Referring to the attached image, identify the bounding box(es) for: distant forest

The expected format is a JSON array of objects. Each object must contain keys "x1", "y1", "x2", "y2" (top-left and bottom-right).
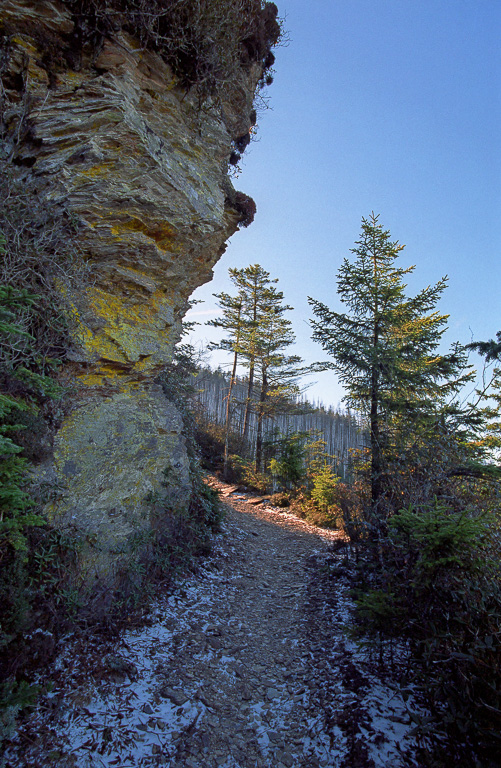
[{"x1": 193, "y1": 366, "x2": 363, "y2": 477}]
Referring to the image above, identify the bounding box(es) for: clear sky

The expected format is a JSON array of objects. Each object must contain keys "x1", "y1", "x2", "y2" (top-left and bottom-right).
[{"x1": 188, "y1": 0, "x2": 501, "y2": 409}]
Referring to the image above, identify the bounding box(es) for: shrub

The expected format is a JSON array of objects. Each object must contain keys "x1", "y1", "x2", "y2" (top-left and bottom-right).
[
  {"x1": 0, "y1": 284, "x2": 46, "y2": 658},
  {"x1": 0, "y1": 679, "x2": 40, "y2": 743},
  {"x1": 353, "y1": 500, "x2": 501, "y2": 764},
  {"x1": 233, "y1": 191, "x2": 257, "y2": 228},
  {"x1": 229, "y1": 454, "x2": 269, "y2": 493},
  {"x1": 285, "y1": 465, "x2": 364, "y2": 532},
  {"x1": 268, "y1": 431, "x2": 308, "y2": 490},
  {"x1": 288, "y1": 491, "x2": 340, "y2": 530},
  {"x1": 0, "y1": 280, "x2": 81, "y2": 743},
  {"x1": 269, "y1": 491, "x2": 290, "y2": 507},
  {"x1": 194, "y1": 418, "x2": 246, "y2": 474},
  {"x1": 288, "y1": 491, "x2": 309, "y2": 520},
  {"x1": 0, "y1": 166, "x2": 81, "y2": 373},
  {"x1": 111, "y1": 469, "x2": 222, "y2": 619},
  {"x1": 0, "y1": 392, "x2": 45, "y2": 637},
  {"x1": 310, "y1": 463, "x2": 339, "y2": 512},
  {"x1": 9, "y1": 1, "x2": 282, "y2": 107},
  {"x1": 334, "y1": 480, "x2": 368, "y2": 542}
]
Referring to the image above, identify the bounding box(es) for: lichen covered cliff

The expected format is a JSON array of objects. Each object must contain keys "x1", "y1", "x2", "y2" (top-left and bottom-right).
[{"x1": 0, "y1": 0, "x2": 277, "y2": 579}]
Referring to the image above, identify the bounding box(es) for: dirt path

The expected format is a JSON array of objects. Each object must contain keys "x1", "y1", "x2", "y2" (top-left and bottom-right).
[{"x1": 3, "y1": 481, "x2": 426, "y2": 768}]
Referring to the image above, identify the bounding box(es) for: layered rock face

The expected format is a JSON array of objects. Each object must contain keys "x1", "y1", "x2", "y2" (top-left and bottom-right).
[{"x1": 1, "y1": 1, "x2": 258, "y2": 577}]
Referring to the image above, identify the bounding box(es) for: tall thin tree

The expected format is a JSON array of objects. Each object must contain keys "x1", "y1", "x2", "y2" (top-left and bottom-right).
[
  {"x1": 208, "y1": 288, "x2": 246, "y2": 478},
  {"x1": 309, "y1": 213, "x2": 470, "y2": 515}
]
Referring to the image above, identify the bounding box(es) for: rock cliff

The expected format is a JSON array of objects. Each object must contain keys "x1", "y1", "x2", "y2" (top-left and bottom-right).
[{"x1": 0, "y1": 0, "x2": 269, "y2": 579}]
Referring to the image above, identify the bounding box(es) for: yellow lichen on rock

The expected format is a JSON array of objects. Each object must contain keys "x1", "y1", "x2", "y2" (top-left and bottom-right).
[
  {"x1": 2, "y1": 0, "x2": 262, "y2": 581},
  {"x1": 45, "y1": 386, "x2": 191, "y2": 576}
]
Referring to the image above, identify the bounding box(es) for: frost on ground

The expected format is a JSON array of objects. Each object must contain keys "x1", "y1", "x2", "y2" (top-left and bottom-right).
[{"x1": 3, "y1": 481, "x2": 431, "y2": 768}]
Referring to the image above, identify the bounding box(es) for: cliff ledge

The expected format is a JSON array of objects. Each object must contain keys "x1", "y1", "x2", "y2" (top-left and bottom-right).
[{"x1": 1, "y1": 0, "x2": 270, "y2": 580}]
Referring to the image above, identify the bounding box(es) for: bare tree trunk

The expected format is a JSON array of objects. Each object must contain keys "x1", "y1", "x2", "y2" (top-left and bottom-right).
[
  {"x1": 223, "y1": 340, "x2": 239, "y2": 479},
  {"x1": 370, "y1": 238, "x2": 383, "y2": 520},
  {"x1": 255, "y1": 371, "x2": 267, "y2": 473},
  {"x1": 242, "y1": 362, "x2": 254, "y2": 444}
]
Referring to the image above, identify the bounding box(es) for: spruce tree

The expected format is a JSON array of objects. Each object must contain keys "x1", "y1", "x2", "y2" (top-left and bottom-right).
[
  {"x1": 208, "y1": 288, "x2": 246, "y2": 478},
  {"x1": 466, "y1": 332, "x2": 501, "y2": 456},
  {"x1": 309, "y1": 213, "x2": 470, "y2": 515},
  {"x1": 467, "y1": 330, "x2": 501, "y2": 363},
  {"x1": 207, "y1": 264, "x2": 305, "y2": 472},
  {"x1": 232, "y1": 265, "x2": 284, "y2": 443},
  {"x1": 251, "y1": 294, "x2": 304, "y2": 472}
]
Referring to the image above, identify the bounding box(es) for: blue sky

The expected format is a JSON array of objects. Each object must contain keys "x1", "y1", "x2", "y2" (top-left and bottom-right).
[{"x1": 188, "y1": 0, "x2": 501, "y2": 408}]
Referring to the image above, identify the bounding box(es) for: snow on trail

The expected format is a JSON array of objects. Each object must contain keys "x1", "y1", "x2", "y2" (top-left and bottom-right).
[{"x1": 3, "y1": 481, "x2": 429, "y2": 768}]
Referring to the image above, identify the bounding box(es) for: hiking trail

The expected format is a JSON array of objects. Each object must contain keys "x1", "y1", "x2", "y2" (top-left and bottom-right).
[{"x1": 4, "y1": 479, "x2": 427, "y2": 768}]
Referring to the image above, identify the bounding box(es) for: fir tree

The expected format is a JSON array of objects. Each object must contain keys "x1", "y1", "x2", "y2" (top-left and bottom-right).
[
  {"x1": 465, "y1": 332, "x2": 501, "y2": 457},
  {"x1": 251, "y1": 294, "x2": 305, "y2": 472},
  {"x1": 467, "y1": 330, "x2": 501, "y2": 363},
  {"x1": 208, "y1": 288, "x2": 246, "y2": 478},
  {"x1": 309, "y1": 213, "x2": 471, "y2": 515},
  {"x1": 206, "y1": 264, "x2": 306, "y2": 471},
  {"x1": 233, "y1": 265, "x2": 286, "y2": 443}
]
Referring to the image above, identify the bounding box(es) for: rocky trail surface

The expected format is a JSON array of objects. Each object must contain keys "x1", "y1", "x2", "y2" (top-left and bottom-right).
[{"x1": 3, "y1": 480, "x2": 428, "y2": 768}]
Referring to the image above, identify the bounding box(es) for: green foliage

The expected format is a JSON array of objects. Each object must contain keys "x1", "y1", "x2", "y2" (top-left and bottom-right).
[
  {"x1": 0, "y1": 166, "x2": 81, "y2": 373},
  {"x1": 229, "y1": 454, "x2": 270, "y2": 493},
  {"x1": 208, "y1": 264, "x2": 308, "y2": 474},
  {"x1": 309, "y1": 213, "x2": 475, "y2": 519},
  {"x1": 353, "y1": 500, "x2": 501, "y2": 764},
  {"x1": 473, "y1": 367, "x2": 501, "y2": 454},
  {"x1": 269, "y1": 431, "x2": 308, "y2": 489},
  {"x1": 0, "y1": 679, "x2": 40, "y2": 742},
  {"x1": 116, "y1": 473, "x2": 222, "y2": 615},
  {"x1": 0, "y1": 284, "x2": 46, "y2": 565},
  {"x1": 158, "y1": 326, "x2": 204, "y2": 460},
  {"x1": 0, "y1": 233, "x2": 80, "y2": 734},
  {"x1": 287, "y1": 463, "x2": 343, "y2": 530},
  {"x1": 314, "y1": 218, "x2": 501, "y2": 760},
  {"x1": 467, "y1": 330, "x2": 501, "y2": 363},
  {"x1": 0, "y1": 283, "x2": 35, "y2": 339},
  {"x1": 195, "y1": 419, "x2": 231, "y2": 471},
  {"x1": 208, "y1": 283, "x2": 248, "y2": 478},
  {"x1": 0, "y1": 396, "x2": 44, "y2": 555},
  {"x1": 388, "y1": 503, "x2": 484, "y2": 585},
  {"x1": 310, "y1": 462, "x2": 340, "y2": 513},
  {"x1": 190, "y1": 471, "x2": 223, "y2": 535},
  {"x1": 265, "y1": 431, "x2": 349, "y2": 529},
  {"x1": 12, "y1": 366, "x2": 67, "y2": 401},
  {"x1": 26, "y1": 527, "x2": 83, "y2": 617},
  {"x1": 303, "y1": 435, "x2": 330, "y2": 484},
  {"x1": 355, "y1": 589, "x2": 403, "y2": 632},
  {"x1": 142, "y1": 338, "x2": 226, "y2": 589}
]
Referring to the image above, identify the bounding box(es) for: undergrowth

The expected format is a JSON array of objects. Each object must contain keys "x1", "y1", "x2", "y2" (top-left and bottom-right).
[
  {"x1": 351, "y1": 499, "x2": 501, "y2": 767},
  {"x1": 0, "y1": 266, "x2": 83, "y2": 741}
]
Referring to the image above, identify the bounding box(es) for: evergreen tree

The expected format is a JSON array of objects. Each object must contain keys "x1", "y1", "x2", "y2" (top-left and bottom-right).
[
  {"x1": 206, "y1": 264, "x2": 306, "y2": 471},
  {"x1": 466, "y1": 332, "x2": 501, "y2": 456},
  {"x1": 467, "y1": 330, "x2": 501, "y2": 363},
  {"x1": 309, "y1": 213, "x2": 471, "y2": 515},
  {"x1": 209, "y1": 266, "x2": 281, "y2": 446},
  {"x1": 233, "y1": 265, "x2": 286, "y2": 443},
  {"x1": 207, "y1": 288, "x2": 246, "y2": 478},
  {"x1": 251, "y1": 294, "x2": 305, "y2": 472}
]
